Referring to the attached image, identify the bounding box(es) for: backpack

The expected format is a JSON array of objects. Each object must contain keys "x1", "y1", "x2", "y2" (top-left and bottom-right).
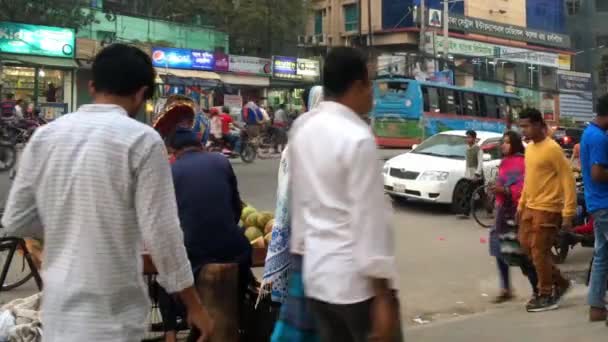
[{"x1": 242, "y1": 105, "x2": 263, "y2": 125}]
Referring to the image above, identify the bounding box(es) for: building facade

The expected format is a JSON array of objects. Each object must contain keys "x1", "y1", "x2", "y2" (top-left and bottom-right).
[
  {"x1": 303, "y1": 0, "x2": 587, "y2": 122},
  {"x1": 567, "y1": 0, "x2": 608, "y2": 101}
]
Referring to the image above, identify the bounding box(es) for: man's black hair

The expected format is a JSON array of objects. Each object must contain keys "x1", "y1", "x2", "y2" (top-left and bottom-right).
[
  {"x1": 597, "y1": 94, "x2": 608, "y2": 117},
  {"x1": 92, "y1": 44, "x2": 155, "y2": 99},
  {"x1": 465, "y1": 130, "x2": 477, "y2": 138},
  {"x1": 519, "y1": 107, "x2": 544, "y2": 125},
  {"x1": 323, "y1": 47, "x2": 368, "y2": 98},
  {"x1": 222, "y1": 106, "x2": 230, "y2": 114},
  {"x1": 167, "y1": 128, "x2": 200, "y2": 150}
]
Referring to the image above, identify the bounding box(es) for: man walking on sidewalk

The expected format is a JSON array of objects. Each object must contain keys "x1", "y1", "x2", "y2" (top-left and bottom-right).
[
  {"x1": 2, "y1": 44, "x2": 213, "y2": 341},
  {"x1": 581, "y1": 94, "x2": 608, "y2": 322},
  {"x1": 517, "y1": 108, "x2": 576, "y2": 313},
  {"x1": 290, "y1": 47, "x2": 401, "y2": 341}
]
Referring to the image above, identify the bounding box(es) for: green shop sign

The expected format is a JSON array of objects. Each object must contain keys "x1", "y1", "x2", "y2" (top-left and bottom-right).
[{"x1": 0, "y1": 22, "x2": 75, "y2": 58}]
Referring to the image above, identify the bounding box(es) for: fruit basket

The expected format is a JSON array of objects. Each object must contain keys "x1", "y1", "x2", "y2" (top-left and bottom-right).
[{"x1": 240, "y1": 204, "x2": 275, "y2": 268}]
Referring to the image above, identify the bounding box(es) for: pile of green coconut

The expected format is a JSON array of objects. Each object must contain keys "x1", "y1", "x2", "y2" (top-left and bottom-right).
[{"x1": 239, "y1": 204, "x2": 275, "y2": 248}]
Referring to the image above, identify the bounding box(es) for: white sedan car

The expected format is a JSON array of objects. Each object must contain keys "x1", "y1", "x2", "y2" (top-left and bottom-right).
[{"x1": 383, "y1": 130, "x2": 503, "y2": 213}]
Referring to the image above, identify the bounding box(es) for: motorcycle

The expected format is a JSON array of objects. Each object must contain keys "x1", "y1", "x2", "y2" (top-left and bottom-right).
[
  {"x1": 207, "y1": 129, "x2": 257, "y2": 163},
  {"x1": 553, "y1": 175, "x2": 593, "y2": 264}
]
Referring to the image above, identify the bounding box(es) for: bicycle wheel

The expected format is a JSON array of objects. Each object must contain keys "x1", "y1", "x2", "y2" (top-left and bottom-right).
[
  {"x1": 0, "y1": 240, "x2": 34, "y2": 291},
  {"x1": 471, "y1": 185, "x2": 495, "y2": 228}
]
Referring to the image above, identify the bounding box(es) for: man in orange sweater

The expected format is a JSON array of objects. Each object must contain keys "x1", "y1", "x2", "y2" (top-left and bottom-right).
[{"x1": 518, "y1": 108, "x2": 576, "y2": 313}]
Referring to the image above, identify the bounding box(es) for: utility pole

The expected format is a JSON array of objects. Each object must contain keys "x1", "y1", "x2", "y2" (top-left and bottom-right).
[
  {"x1": 367, "y1": 0, "x2": 373, "y2": 50},
  {"x1": 418, "y1": 0, "x2": 426, "y2": 53},
  {"x1": 443, "y1": 0, "x2": 449, "y2": 59},
  {"x1": 358, "y1": 0, "x2": 362, "y2": 47}
]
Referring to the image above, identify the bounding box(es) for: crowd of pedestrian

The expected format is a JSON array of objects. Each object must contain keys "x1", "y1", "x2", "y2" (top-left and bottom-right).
[{"x1": 5, "y1": 39, "x2": 608, "y2": 342}]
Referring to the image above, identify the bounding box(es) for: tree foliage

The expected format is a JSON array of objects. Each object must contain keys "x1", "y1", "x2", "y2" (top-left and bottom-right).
[
  {"x1": 0, "y1": 0, "x2": 96, "y2": 29},
  {"x1": 128, "y1": 0, "x2": 309, "y2": 57}
]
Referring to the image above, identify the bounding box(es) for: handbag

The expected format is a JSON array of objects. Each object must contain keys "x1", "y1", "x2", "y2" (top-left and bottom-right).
[{"x1": 497, "y1": 195, "x2": 527, "y2": 266}]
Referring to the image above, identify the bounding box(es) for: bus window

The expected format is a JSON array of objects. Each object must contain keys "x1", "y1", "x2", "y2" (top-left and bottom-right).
[
  {"x1": 454, "y1": 91, "x2": 464, "y2": 115},
  {"x1": 497, "y1": 97, "x2": 508, "y2": 118},
  {"x1": 463, "y1": 92, "x2": 478, "y2": 117},
  {"x1": 482, "y1": 95, "x2": 499, "y2": 118},
  {"x1": 440, "y1": 89, "x2": 457, "y2": 114},
  {"x1": 377, "y1": 81, "x2": 409, "y2": 96},
  {"x1": 422, "y1": 86, "x2": 440, "y2": 112}
]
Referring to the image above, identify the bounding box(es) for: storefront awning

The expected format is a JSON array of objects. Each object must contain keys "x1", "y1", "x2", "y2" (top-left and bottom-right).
[
  {"x1": 0, "y1": 53, "x2": 78, "y2": 69},
  {"x1": 220, "y1": 73, "x2": 270, "y2": 87},
  {"x1": 155, "y1": 68, "x2": 221, "y2": 80},
  {"x1": 159, "y1": 75, "x2": 218, "y2": 89}
]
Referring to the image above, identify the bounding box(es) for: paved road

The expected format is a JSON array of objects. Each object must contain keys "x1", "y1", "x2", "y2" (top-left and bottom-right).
[
  {"x1": 231, "y1": 154, "x2": 593, "y2": 327},
  {"x1": 0, "y1": 150, "x2": 595, "y2": 335}
]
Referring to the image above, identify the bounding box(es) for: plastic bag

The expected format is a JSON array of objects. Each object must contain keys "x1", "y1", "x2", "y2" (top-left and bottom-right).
[{"x1": 0, "y1": 310, "x2": 16, "y2": 342}]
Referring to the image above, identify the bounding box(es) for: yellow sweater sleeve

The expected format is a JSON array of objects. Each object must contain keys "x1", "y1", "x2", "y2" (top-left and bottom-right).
[{"x1": 552, "y1": 146, "x2": 577, "y2": 218}]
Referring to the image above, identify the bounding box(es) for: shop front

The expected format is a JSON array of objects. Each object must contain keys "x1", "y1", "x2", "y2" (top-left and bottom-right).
[
  {"x1": 219, "y1": 55, "x2": 272, "y2": 107},
  {"x1": 269, "y1": 56, "x2": 320, "y2": 112},
  {"x1": 151, "y1": 47, "x2": 221, "y2": 117},
  {"x1": 0, "y1": 22, "x2": 77, "y2": 119}
]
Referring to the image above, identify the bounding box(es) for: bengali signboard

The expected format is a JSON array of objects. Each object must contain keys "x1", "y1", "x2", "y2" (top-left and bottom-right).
[
  {"x1": 228, "y1": 55, "x2": 271, "y2": 75},
  {"x1": 447, "y1": 15, "x2": 570, "y2": 49},
  {"x1": 152, "y1": 47, "x2": 214, "y2": 70},
  {"x1": 557, "y1": 70, "x2": 592, "y2": 93},
  {"x1": 273, "y1": 56, "x2": 300, "y2": 80},
  {"x1": 496, "y1": 46, "x2": 559, "y2": 68},
  {"x1": 297, "y1": 58, "x2": 320, "y2": 78},
  {"x1": 558, "y1": 70, "x2": 593, "y2": 120},
  {"x1": 0, "y1": 22, "x2": 75, "y2": 58},
  {"x1": 434, "y1": 36, "x2": 559, "y2": 68}
]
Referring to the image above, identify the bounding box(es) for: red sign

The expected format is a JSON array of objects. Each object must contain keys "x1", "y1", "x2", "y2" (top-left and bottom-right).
[{"x1": 214, "y1": 52, "x2": 229, "y2": 72}]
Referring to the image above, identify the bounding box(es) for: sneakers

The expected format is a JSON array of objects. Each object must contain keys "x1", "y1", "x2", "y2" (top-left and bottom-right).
[
  {"x1": 526, "y1": 295, "x2": 559, "y2": 312},
  {"x1": 554, "y1": 280, "x2": 572, "y2": 304}
]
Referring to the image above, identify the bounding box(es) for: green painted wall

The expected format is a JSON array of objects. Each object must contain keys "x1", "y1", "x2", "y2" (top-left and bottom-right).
[{"x1": 77, "y1": 9, "x2": 229, "y2": 52}]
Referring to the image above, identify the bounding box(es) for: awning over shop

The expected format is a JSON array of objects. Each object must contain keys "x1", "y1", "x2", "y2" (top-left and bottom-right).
[
  {"x1": 155, "y1": 67, "x2": 221, "y2": 89},
  {"x1": 155, "y1": 68, "x2": 221, "y2": 80},
  {"x1": 0, "y1": 53, "x2": 78, "y2": 69},
  {"x1": 220, "y1": 73, "x2": 269, "y2": 87},
  {"x1": 269, "y1": 79, "x2": 313, "y2": 89}
]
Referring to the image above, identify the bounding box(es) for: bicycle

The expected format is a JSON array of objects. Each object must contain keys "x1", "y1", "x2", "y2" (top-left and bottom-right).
[
  {"x1": 471, "y1": 166, "x2": 499, "y2": 229},
  {"x1": 0, "y1": 236, "x2": 43, "y2": 291}
]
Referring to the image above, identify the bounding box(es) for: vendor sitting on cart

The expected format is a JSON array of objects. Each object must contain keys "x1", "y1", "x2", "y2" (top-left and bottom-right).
[{"x1": 155, "y1": 127, "x2": 252, "y2": 342}]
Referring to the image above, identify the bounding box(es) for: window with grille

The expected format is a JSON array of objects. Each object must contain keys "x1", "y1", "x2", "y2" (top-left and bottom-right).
[
  {"x1": 566, "y1": 0, "x2": 582, "y2": 15},
  {"x1": 597, "y1": 0, "x2": 608, "y2": 12},
  {"x1": 344, "y1": 4, "x2": 359, "y2": 32}
]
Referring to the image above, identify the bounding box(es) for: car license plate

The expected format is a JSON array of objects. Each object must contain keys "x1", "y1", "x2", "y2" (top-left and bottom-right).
[{"x1": 393, "y1": 183, "x2": 406, "y2": 193}]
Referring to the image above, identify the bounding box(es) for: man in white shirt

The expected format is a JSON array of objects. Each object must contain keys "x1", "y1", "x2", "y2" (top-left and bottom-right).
[
  {"x1": 290, "y1": 47, "x2": 401, "y2": 341},
  {"x1": 2, "y1": 44, "x2": 213, "y2": 342}
]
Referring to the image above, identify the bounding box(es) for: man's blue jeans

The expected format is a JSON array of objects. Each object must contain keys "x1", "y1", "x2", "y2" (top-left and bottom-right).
[
  {"x1": 223, "y1": 133, "x2": 241, "y2": 153},
  {"x1": 588, "y1": 209, "x2": 608, "y2": 308}
]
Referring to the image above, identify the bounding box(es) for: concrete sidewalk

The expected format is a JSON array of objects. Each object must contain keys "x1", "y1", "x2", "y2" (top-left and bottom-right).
[{"x1": 406, "y1": 293, "x2": 605, "y2": 342}]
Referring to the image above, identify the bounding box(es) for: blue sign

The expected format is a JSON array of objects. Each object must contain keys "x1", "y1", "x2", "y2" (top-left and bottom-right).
[
  {"x1": 273, "y1": 56, "x2": 300, "y2": 80},
  {"x1": 191, "y1": 50, "x2": 215, "y2": 70},
  {"x1": 152, "y1": 47, "x2": 215, "y2": 71}
]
